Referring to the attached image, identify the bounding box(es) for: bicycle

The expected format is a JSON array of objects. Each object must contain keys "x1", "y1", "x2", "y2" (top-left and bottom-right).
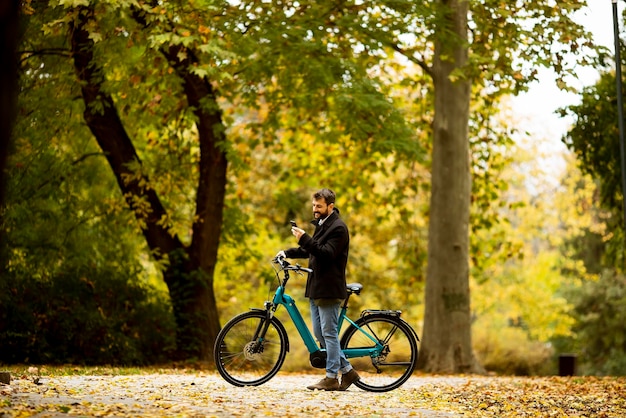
[{"x1": 213, "y1": 255, "x2": 420, "y2": 392}]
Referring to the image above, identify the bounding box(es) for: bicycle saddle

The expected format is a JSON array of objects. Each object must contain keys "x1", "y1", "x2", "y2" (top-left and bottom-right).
[{"x1": 346, "y1": 283, "x2": 363, "y2": 295}]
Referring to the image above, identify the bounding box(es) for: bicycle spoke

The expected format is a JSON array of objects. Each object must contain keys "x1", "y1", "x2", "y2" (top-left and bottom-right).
[{"x1": 365, "y1": 321, "x2": 399, "y2": 346}]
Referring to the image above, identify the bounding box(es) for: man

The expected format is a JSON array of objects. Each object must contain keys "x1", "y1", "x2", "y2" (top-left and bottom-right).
[{"x1": 276, "y1": 188, "x2": 360, "y2": 391}]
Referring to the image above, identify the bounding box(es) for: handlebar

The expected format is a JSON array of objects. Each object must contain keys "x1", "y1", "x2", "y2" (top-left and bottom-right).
[{"x1": 272, "y1": 255, "x2": 313, "y2": 274}]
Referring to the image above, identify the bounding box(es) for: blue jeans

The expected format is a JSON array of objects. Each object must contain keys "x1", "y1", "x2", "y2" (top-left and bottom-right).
[{"x1": 309, "y1": 298, "x2": 353, "y2": 378}]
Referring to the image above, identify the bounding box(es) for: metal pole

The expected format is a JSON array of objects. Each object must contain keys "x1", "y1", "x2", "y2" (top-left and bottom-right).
[{"x1": 614, "y1": 0, "x2": 626, "y2": 235}]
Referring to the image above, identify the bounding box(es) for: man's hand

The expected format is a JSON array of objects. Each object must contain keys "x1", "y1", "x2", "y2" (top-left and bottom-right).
[
  {"x1": 275, "y1": 250, "x2": 286, "y2": 259},
  {"x1": 292, "y1": 226, "x2": 305, "y2": 240}
]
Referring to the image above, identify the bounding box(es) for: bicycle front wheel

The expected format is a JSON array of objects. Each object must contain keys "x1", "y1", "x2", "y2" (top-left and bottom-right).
[
  {"x1": 214, "y1": 310, "x2": 288, "y2": 387},
  {"x1": 340, "y1": 314, "x2": 418, "y2": 392}
]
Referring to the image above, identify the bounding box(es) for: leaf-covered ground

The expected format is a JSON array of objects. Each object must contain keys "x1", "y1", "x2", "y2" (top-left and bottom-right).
[{"x1": 1, "y1": 368, "x2": 624, "y2": 417}]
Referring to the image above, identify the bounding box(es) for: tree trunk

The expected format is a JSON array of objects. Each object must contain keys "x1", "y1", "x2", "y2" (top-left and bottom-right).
[
  {"x1": 0, "y1": 0, "x2": 20, "y2": 216},
  {"x1": 418, "y1": 0, "x2": 480, "y2": 373},
  {"x1": 70, "y1": 5, "x2": 225, "y2": 361}
]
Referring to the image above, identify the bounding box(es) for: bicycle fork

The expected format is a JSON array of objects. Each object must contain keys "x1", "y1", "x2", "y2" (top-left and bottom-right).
[{"x1": 249, "y1": 303, "x2": 276, "y2": 353}]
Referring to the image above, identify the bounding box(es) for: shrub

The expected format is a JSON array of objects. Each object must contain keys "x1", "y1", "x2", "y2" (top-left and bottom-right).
[
  {"x1": 473, "y1": 321, "x2": 554, "y2": 375},
  {"x1": 0, "y1": 267, "x2": 176, "y2": 365},
  {"x1": 565, "y1": 271, "x2": 626, "y2": 376}
]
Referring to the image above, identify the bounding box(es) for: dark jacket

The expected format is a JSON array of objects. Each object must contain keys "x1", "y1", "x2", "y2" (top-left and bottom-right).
[{"x1": 284, "y1": 209, "x2": 349, "y2": 300}]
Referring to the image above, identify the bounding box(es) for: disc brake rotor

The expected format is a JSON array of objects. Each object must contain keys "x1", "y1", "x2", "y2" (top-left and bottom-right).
[{"x1": 243, "y1": 341, "x2": 263, "y2": 361}]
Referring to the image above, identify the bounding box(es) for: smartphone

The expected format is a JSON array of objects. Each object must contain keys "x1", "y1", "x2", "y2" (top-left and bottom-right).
[{"x1": 290, "y1": 220, "x2": 297, "y2": 228}]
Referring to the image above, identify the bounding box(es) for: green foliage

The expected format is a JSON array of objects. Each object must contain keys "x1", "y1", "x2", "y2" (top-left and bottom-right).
[
  {"x1": 0, "y1": 267, "x2": 175, "y2": 365},
  {"x1": 561, "y1": 271, "x2": 626, "y2": 376},
  {"x1": 560, "y1": 71, "x2": 623, "y2": 217},
  {"x1": 468, "y1": 0, "x2": 596, "y2": 97},
  {"x1": 559, "y1": 68, "x2": 626, "y2": 268}
]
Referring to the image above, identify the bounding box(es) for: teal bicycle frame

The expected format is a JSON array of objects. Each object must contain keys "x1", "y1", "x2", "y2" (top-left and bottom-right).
[{"x1": 270, "y1": 279, "x2": 384, "y2": 361}]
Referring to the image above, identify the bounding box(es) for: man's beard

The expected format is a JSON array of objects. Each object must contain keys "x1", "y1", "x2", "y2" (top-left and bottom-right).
[{"x1": 314, "y1": 209, "x2": 330, "y2": 218}]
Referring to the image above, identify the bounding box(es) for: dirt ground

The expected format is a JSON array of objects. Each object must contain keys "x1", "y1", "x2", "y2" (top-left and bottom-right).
[{"x1": 1, "y1": 372, "x2": 463, "y2": 417}]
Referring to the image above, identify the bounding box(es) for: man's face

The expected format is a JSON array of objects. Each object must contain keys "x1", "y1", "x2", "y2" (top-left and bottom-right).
[{"x1": 312, "y1": 198, "x2": 333, "y2": 219}]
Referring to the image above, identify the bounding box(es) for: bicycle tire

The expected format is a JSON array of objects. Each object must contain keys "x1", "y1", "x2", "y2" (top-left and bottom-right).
[
  {"x1": 214, "y1": 310, "x2": 288, "y2": 387},
  {"x1": 340, "y1": 314, "x2": 418, "y2": 392}
]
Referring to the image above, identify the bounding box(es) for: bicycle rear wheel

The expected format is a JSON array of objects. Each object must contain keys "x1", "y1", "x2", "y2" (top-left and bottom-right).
[
  {"x1": 214, "y1": 310, "x2": 288, "y2": 387},
  {"x1": 340, "y1": 314, "x2": 418, "y2": 392}
]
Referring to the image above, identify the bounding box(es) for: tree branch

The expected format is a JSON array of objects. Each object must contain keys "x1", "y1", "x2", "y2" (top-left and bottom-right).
[
  {"x1": 69, "y1": 4, "x2": 184, "y2": 261},
  {"x1": 71, "y1": 152, "x2": 106, "y2": 166},
  {"x1": 19, "y1": 48, "x2": 71, "y2": 64}
]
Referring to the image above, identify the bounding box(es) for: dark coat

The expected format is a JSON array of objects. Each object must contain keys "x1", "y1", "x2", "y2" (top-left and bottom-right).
[{"x1": 284, "y1": 209, "x2": 349, "y2": 300}]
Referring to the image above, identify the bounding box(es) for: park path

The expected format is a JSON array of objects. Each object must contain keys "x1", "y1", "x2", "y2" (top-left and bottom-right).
[{"x1": 2, "y1": 372, "x2": 466, "y2": 417}]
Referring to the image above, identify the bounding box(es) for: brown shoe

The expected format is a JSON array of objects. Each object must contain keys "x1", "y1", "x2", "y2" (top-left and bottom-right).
[
  {"x1": 306, "y1": 377, "x2": 339, "y2": 391},
  {"x1": 339, "y1": 369, "x2": 360, "y2": 391}
]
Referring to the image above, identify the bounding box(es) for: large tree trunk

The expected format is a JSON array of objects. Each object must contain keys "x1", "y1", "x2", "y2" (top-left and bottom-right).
[
  {"x1": 0, "y1": 0, "x2": 20, "y2": 215},
  {"x1": 70, "y1": 5, "x2": 224, "y2": 361},
  {"x1": 418, "y1": 0, "x2": 480, "y2": 373}
]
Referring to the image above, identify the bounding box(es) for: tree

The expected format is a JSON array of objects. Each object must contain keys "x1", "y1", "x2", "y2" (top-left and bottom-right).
[
  {"x1": 412, "y1": 0, "x2": 594, "y2": 373},
  {"x1": 560, "y1": 64, "x2": 625, "y2": 266},
  {"x1": 66, "y1": 3, "x2": 226, "y2": 360},
  {"x1": 418, "y1": 0, "x2": 474, "y2": 373},
  {"x1": 0, "y1": 0, "x2": 20, "y2": 223}
]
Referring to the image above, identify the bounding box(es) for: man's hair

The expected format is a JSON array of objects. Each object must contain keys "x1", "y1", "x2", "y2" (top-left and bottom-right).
[{"x1": 314, "y1": 188, "x2": 336, "y2": 205}]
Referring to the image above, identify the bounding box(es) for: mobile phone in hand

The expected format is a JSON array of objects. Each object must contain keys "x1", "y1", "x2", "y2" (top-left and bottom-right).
[{"x1": 290, "y1": 220, "x2": 297, "y2": 228}]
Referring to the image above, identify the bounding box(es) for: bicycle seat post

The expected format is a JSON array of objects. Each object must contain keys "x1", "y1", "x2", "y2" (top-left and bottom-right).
[
  {"x1": 343, "y1": 283, "x2": 362, "y2": 310},
  {"x1": 341, "y1": 293, "x2": 351, "y2": 310}
]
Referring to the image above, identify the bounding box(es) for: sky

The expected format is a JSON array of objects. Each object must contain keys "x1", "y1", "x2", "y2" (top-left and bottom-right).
[{"x1": 510, "y1": 2, "x2": 618, "y2": 160}]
